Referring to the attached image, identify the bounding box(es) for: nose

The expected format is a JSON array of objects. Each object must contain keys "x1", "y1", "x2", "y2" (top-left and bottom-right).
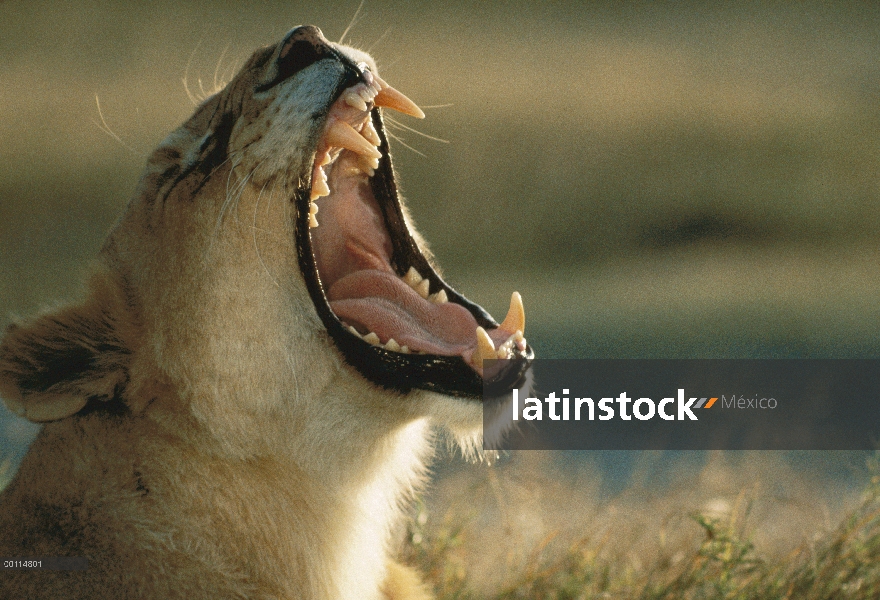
[{"x1": 275, "y1": 26, "x2": 334, "y2": 82}]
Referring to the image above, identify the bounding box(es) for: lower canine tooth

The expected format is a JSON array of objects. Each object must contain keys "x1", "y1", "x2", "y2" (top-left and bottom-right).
[
  {"x1": 500, "y1": 291, "x2": 526, "y2": 335},
  {"x1": 363, "y1": 332, "x2": 380, "y2": 345},
  {"x1": 475, "y1": 326, "x2": 496, "y2": 366},
  {"x1": 403, "y1": 267, "x2": 422, "y2": 288}
]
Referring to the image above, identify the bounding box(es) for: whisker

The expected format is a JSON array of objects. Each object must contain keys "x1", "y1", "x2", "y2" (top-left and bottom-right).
[
  {"x1": 215, "y1": 155, "x2": 243, "y2": 234},
  {"x1": 253, "y1": 176, "x2": 280, "y2": 288},
  {"x1": 366, "y1": 26, "x2": 392, "y2": 54},
  {"x1": 212, "y1": 43, "x2": 231, "y2": 93},
  {"x1": 384, "y1": 116, "x2": 449, "y2": 143},
  {"x1": 182, "y1": 36, "x2": 205, "y2": 106},
  {"x1": 197, "y1": 77, "x2": 209, "y2": 101},
  {"x1": 419, "y1": 104, "x2": 455, "y2": 109},
  {"x1": 338, "y1": 0, "x2": 365, "y2": 45},
  {"x1": 384, "y1": 131, "x2": 426, "y2": 157},
  {"x1": 220, "y1": 57, "x2": 242, "y2": 89},
  {"x1": 92, "y1": 95, "x2": 139, "y2": 155}
]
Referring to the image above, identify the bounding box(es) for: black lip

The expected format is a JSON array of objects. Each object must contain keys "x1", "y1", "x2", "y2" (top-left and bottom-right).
[{"x1": 295, "y1": 101, "x2": 533, "y2": 399}]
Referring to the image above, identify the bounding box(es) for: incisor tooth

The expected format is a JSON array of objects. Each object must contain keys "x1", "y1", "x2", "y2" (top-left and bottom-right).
[
  {"x1": 359, "y1": 154, "x2": 380, "y2": 173},
  {"x1": 363, "y1": 332, "x2": 380, "y2": 345},
  {"x1": 475, "y1": 326, "x2": 496, "y2": 366},
  {"x1": 400, "y1": 345, "x2": 410, "y2": 354},
  {"x1": 403, "y1": 267, "x2": 422, "y2": 288},
  {"x1": 373, "y1": 85, "x2": 425, "y2": 119},
  {"x1": 428, "y1": 290, "x2": 448, "y2": 304},
  {"x1": 385, "y1": 339, "x2": 400, "y2": 352},
  {"x1": 326, "y1": 119, "x2": 382, "y2": 160},
  {"x1": 310, "y1": 174, "x2": 330, "y2": 200},
  {"x1": 499, "y1": 291, "x2": 525, "y2": 335},
  {"x1": 344, "y1": 91, "x2": 368, "y2": 111},
  {"x1": 309, "y1": 213, "x2": 319, "y2": 228},
  {"x1": 348, "y1": 325, "x2": 361, "y2": 338},
  {"x1": 415, "y1": 279, "x2": 430, "y2": 299}
]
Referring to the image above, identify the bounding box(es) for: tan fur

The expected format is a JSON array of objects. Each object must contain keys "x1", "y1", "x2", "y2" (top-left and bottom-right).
[{"x1": 0, "y1": 34, "x2": 485, "y2": 599}]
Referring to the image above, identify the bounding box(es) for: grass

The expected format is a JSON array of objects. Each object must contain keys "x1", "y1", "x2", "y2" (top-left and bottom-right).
[{"x1": 403, "y1": 454, "x2": 880, "y2": 599}]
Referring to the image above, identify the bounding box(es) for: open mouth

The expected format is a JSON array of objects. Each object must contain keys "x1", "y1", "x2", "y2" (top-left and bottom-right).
[{"x1": 295, "y1": 58, "x2": 533, "y2": 399}]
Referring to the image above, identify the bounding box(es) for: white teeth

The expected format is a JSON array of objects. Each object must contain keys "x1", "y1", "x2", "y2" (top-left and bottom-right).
[
  {"x1": 358, "y1": 86, "x2": 377, "y2": 102},
  {"x1": 499, "y1": 291, "x2": 525, "y2": 335},
  {"x1": 474, "y1": 326, "x2": 496, "y2": 366},
  {"x1": 415, "y1": 279, "x2": 430, "y2": 299},
  {"x1": 344, "y1": 90, "x2": 368, "y2": 111},
  {"x1": 402, "y1": 267, "x2": 443, "y2": 301},
  {"x1": 310, "y1": 173, "x2": 330, "y2": 201},
  {"x1": 349, "y1": 328, "x2": 411, "y2": 354},
  {"x1": 428, "y1": 290, "x2": 448, "y2": 304},
  {"x1": 494, "y1": 330, "x2": 525, "y2": 359},
  {"x1": 326, "y1": 118, "x2": 382, "y2": 160},
  {"x1": 362, "y1": 121, "x2": 381, "y2": 146},
  {"x1": 358, "y1": 154, "x2": 379, "y2": 175},
  {"x1": 308, "y1": 201, "x2": 319, "y2": 228},
  {"x1": 403, "y1": 267, "x2": 423, "y2": 288}
]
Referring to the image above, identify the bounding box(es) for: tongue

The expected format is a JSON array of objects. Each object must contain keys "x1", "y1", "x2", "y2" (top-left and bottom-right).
[{"x1": 327, "y1": 271, "x2": 479, "y2": 355}]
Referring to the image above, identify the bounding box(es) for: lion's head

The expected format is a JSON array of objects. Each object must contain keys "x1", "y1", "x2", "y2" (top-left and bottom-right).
[{"x1": 0, "y1": 26, "x2": 532, "y2": 447}]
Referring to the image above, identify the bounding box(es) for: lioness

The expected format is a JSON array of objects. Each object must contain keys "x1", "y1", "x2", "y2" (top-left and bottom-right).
[{"x1": 0, "y1": 26, "x2": 532, "y2": 599}]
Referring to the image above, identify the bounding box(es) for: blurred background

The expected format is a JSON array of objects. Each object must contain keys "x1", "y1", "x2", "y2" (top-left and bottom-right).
[{"x1": 1, "y1": 0, "x2": 879, "y2": 591}]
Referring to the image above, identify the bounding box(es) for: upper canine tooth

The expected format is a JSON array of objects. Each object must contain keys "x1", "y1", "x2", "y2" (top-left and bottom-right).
[
  {"x1": 344, "y1": 91, "x2": 368, "y2": 111},
  {"x1": 415, "y1": 279, "x2": 430, "y2": 299},
  {"x1": 428, "y1": 290, "x2": 448, "y2": 304},
  {"x1": 475, "y1": 326, "x2": 496, "y2": 366},
  {"x1": 326, "y1": 119, "x2": 382, "y2": 160},
  {"x1": 373, "y1": 85, "x2": 425, "y2": 119},
  {"x1": 403, "y1": 267, "x2": 422, "y2": 288},
  {"x1": 499, "y1": 291, "x2": 525, "y2": 335}
]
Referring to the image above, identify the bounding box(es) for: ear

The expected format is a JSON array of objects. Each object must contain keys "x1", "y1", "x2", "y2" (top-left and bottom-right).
[{"x1": 0, "y1": 278, "x2": 132, "y2": 422}]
